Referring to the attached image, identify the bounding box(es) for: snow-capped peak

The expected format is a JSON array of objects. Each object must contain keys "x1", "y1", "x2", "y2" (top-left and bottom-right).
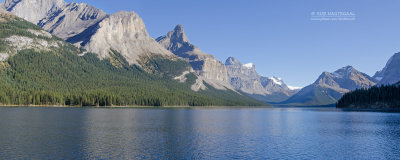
[
  {"x1": 287, "y1": 85, "x2": 303, "y2": 90},
  {"x1": 268, "y1": 77, "x2": 283, "y2": 85},
  {"x1": 243, "y1": 63, "x2": 254, "y2": 69}
]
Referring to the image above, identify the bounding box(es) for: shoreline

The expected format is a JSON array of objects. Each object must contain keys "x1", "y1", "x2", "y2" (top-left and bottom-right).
[{"x1": 0, "y1": 105, "x2": 273, "y2": 108}]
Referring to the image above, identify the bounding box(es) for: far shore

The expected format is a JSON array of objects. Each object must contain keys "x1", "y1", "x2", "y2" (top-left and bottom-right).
[{"x1": 0, "y1": 105, "x2": 274, "y2": 108}]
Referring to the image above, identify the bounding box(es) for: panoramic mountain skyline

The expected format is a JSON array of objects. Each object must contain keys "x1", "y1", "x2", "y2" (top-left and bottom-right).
[
  {"x1": 45, "y1": 0, "x2": 400, "y2": 88},
  {"x1": 2, "y1": 0, "x2": 399, "y2": 106}
]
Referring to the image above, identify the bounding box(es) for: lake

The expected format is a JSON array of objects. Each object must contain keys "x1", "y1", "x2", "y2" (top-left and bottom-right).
[{"x1": 0, "y1": 107, "x2": 399, "y2": 159}]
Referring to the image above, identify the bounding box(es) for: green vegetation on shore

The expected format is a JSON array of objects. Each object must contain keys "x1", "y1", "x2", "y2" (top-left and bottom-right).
[
  {"x1": 0, "y1": 14, "x2": 265, "y2": 107},
  {"x1": 337, "y1": 82, "x2": 400, "y2": 108},
  {"x1": 0, "y1": 49, "x2": 264, "y2": 107}
]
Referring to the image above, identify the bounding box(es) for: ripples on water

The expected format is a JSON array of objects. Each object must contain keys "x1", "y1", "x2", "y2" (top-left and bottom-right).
[{"x1": 0, "y1": 107, "x2": 399, "y2": 159}]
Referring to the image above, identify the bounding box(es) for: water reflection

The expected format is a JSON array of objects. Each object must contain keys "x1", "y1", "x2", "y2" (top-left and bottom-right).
[{"x1": 0, "y1": 107, "x2": 399, "y2": 159}]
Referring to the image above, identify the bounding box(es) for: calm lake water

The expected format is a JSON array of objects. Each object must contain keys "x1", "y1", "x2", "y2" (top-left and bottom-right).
[{"x1": 0, "y1": 107, "x2": 399, "y2": 160}]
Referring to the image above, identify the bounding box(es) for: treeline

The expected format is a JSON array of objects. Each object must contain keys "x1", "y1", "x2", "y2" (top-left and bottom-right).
[
  {"x1": 336, "y1": 82, "x2": 400, "y2": 108},
  {"x1": 0, "y1": 49, "x2": 263, "y2": 107},
  {"x1": 0, "y1": 14, "x2": 264, "y2": 107}
]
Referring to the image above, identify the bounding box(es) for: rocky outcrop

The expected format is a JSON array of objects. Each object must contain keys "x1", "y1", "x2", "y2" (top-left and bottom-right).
[
  {"x1": 374, "y1": 52, "x2": 400, "y2": 85},
  {"x1": 260, "y1": 76, "x2": 298, "y2": 97},
  {"x1": 0, "y1": 11, "x2": 64, "y2": 61},
  {"x1": 83, "y1": 11, "x2": 174, "y2": 65},
  {"x1": 1, "y1": 0, "x2": 175, "y2": 65},
  {"x1": 225, "y1": 57, "x2": 297, "y2": 102},
  {"x1": 157, "y1": 25, "x2": 233, "y2": 90},
  {"x1": 225, "y1": 57, "x2": 265, "y2": 94},
  {"x1": 284, "y1": 66, "x2": 377, "y2": 105},
  {"x1": 39, "y1": 2, "x2": 107, "y2": 40}
]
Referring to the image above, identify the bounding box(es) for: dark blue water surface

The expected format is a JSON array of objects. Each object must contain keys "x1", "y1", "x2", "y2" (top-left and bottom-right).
[{"x1": 0, "y1": 107, "x2": 400, "y2": 160}]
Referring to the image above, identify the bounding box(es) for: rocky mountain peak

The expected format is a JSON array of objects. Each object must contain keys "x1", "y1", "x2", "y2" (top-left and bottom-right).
[
  {"x1": 83, "y1": 10, "x2": 173, "y2": 65},
  {"x1": 332, "y1": 65, "x2": 356, "y2": 78},
  {"x1": 284, "y1": 66, "x2": 376, "y2": 106},
  {"x1": 156, "y1": 24, "x2": 195, "y2": 56},
  {"x1": 225, "y1": 57, "x2": 242, "y2": 66},
  {"x1": 374, "y1": 52, "x2": 400, "y2": 85},
  {"x1": 157, "y1": 25, "x2": 233, "y2": 91},
  {"x1": 156, "y1": 24, "x2": 191, "y2": 54},
  {"x1": 315, "y1": 66, "x2": 376, "y2": 89},
  {"x1": 172, "y1": 24, "x2": 189, "y2": 43},
  {"x1": 39, "y1": 1, "x2": 107, "y2": 40}
]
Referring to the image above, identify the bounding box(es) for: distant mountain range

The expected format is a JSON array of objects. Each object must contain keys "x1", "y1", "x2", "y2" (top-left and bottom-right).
[
  {"x1": 283, "y1": 66, "x2": 377, "y2": 106},
  {"x1": 225, "y1": 57, "x2": 298, "y2": 102},
  {"x1": 1, "y1": 0, "x2": 400, "y2": 106}
]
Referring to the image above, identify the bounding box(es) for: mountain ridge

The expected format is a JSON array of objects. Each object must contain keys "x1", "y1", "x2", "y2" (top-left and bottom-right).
[
  {"x1": 0, "y1": 10, "x2": 265, "y2": 106},
  {"x1": 283, "y1": 66, "x2": 377, "y2": 105},
  {"x1": 157, "y1": 24, "x2": 234, "y2": 91},
  {"x1": 1, "y1": 0, "x2": 176, "y2": 66},
  {"x1": 225, "y1": 57, "x2": 298, "y2": 103}
]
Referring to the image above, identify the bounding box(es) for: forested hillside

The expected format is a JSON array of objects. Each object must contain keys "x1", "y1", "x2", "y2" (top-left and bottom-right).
[
  {"x1": 336, "y1": 82, "x2": 400, "y2": 108},
  {"x1": 0, "y1": 13, "x2": 265, "y2": 107}
]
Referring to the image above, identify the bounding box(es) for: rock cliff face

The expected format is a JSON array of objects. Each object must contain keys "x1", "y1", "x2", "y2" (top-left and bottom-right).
[
  {"x1": 284, "y1": 66, "x2": 377, "y2": 105},
  {"x1": 157, "y1": 25, "x2": 233, "y2": 90},
  {"x1": 83, "y1": 11, "x2": 173, "y2": 65},
  {"x1": 1, "y1": 0, "x2": 175, "y2": 65},
  {"x1": 225, "y1": 57, "x2": 297, "y2": 102},
  {"x1": 374, "y1": 52, "x2": 400, "y2": 85},
  {"x1": 39, "y1": 2, "x2": 107, "y2": 40},
  {"x1": 1, "y1": 0, "x2": 66, "y2": 24},
  {"x1": 225, "y1": 57, "x2": 265, "y2": 95}
]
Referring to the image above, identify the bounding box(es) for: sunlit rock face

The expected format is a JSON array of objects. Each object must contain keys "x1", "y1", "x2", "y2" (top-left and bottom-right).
[
  {"x1": 225, "y1": 57, "x2": 298, "y2": 102},
  {"x1": 1, "y1": 0, "x2": 175, "y2": 65},
  {"x1": 157, "y1": 25, "x2": 234, "y2": 91},
  {"x1": 82, "y1": 11, "x2": 174, "y2": 65},
  {"x1": 1, "y1": 0, "x2": 67, "y2": 24}
]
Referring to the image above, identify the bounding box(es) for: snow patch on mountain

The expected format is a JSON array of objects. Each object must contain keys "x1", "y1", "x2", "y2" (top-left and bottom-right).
[
  {"x1": 268, "y1": 77, "x2": 283, "y2": 85},
  {"x1": 287, "y1": 85, "x2": 303, "y2": 90},
  {"x1": 243, "y1": 63, "x2": 254, "y2": 69}
]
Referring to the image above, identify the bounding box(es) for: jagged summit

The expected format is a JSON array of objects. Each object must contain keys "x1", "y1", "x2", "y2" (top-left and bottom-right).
[
  {"x1": 157, "y1": 24, "x2": 233, "y2": 91},
  {"x1": 39, "y1": 2, "x2": 107, "y2": 40},
  {"x1": 1, "y1": 0, "x2": 175, "y2": 65},
  {"x1": 224, "y1": 57, "x2": 297, "y2": 102},
  {"x1": 225, "y1": 57, "x2": 241, "y2": 66},
  {"x1": 332, "y1": 66, "x2": 356, "y2": 78},
  {"x1": 156, "y1": 24, "x2": 196, "y2": 56},
  {"x1": 374, "y1": 52, "x2": 400, "y2": 85}
]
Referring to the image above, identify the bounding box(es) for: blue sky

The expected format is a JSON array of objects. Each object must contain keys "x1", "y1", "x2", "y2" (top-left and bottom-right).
[{"x1": 27, "y1": 0, "x2": 400, "y2": 86}]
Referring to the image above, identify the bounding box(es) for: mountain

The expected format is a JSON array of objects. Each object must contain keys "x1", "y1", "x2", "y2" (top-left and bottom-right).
[
  {"x1": 225, "y1": 57, "x2": 298, "y2": 102},
  {"x1": 1, "y1": 0, "x2": 67, "y2": 24},
  {"x1": 39, "y1": 2, "x2": 107, "y2": 40},
  {"x1": 373, "y1": 52, "x2": 400, "y2": 85},
  {"x1": 156, "y1": 25, "x2": 233, "y2": 91},
  {"x1": 1, "y1": 0, "x2": 175, "y2": 65},
  {"x1": 0, "y1": 11, "x2": 265, "y2": 106},
  {"x1": 283, "y1": 66, "x2": 377, "y2": 106}
]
